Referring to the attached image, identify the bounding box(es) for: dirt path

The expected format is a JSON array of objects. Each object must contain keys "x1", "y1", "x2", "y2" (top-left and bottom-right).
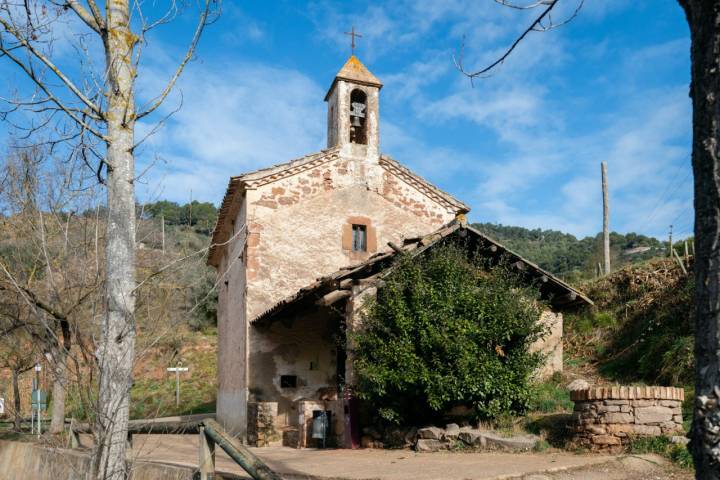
[{"x1": 119, "y1": 434, "x2": 692, "y2": 479}]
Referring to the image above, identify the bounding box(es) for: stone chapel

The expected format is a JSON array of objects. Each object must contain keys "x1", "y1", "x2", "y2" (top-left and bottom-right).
[{"x1": 208, "y1": 55, "x2": 591, "y2": 448}]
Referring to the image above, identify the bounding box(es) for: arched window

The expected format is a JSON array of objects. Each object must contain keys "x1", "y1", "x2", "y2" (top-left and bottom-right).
[{"x1": 349, "y1": 89, "x2": 367, "y2": 145}]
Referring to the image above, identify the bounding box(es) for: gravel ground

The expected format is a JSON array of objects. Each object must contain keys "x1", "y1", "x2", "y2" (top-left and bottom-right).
[{"x1": 118, "y1": 434, "x2": 695, "y2": 480}]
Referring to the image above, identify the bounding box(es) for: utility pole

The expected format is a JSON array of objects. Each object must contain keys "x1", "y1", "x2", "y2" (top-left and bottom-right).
[
  {"x1": 601, "y1": 162, "x2": 610, "y2": 275},
  {"x1": 189, "y1": 189, "x2": 193, "y2": 227},
  {"x1": 668, "y1": 225, "x2": 673, "y2": 257},
  {"x1": 161, "y1": 213, "x2": 165, "y2": 255}
]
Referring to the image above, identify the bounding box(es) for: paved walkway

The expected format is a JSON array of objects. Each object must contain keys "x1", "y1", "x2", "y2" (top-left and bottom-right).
[{"x1": 126, "y1": 434, "x2": 622, "y2": 480}]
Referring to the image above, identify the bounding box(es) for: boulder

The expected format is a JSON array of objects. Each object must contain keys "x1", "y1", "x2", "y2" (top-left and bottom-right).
[
  {"x1": 415, "y1": 439, "x2": 448, "y2": 452},
  {"x1": 482, "y1": 432, "x2": 538, "y2": 451},
  {"x1": 417, "y1": 426, "x2": 444, "y2": 440},
  {"x1": 458, "y1": 430, "x2": 486, "y2": 447},
  {"x1": 403, "y1": 427, "x2": 418, "y2": 447},
  {"x1": 443, "y1": 423, "x2": 461, "y2": 440}
]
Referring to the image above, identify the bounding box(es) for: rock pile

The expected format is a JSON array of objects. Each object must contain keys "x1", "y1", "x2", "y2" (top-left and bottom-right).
[
  {"x1": 571, "y1": 386, "x2": 685, "y2": 452},
  {"x1": 414, "y1": 423, "x2": 539, "y2": 452}
]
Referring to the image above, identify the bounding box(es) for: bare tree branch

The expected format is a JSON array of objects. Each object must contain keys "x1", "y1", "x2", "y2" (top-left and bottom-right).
[
  {"x1": 0, "y1": 16, "x2": 103, "y2": 116},
  {"x1": 136, "y1": 0, "x2": 212, "y2": 120},
  {"x1": 64, "y1": 0, "x2": 103, "y2": 33},
  {"x1": 455, "y1": 0, "x2": 583, "y2": 80},
  {"x1": 0, "y1": 42, "x2": 106, "y2": 138}
]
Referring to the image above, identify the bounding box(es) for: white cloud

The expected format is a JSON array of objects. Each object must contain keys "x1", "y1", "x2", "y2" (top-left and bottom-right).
[{"x1": 134, "y1": 61, "x2": 326, "y2": 204}]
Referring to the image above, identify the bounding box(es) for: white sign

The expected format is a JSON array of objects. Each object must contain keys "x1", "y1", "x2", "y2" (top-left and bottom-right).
[{"x1": 0, "y1": 397, "x2": 5, "y2": 415}]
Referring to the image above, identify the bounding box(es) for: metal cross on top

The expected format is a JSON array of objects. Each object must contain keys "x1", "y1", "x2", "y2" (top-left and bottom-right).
[{"x1": 344, "y1": 26, "x2": 362, "y2": 54}]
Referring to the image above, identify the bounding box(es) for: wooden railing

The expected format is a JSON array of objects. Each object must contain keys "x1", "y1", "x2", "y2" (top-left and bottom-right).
[{"x1": 68, "y1": 415, "x2": 282, "y2": 480}]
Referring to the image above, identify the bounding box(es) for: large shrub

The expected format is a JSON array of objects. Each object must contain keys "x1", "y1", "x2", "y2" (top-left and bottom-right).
[{"x1": 352, "y1": 241, "x2": 547, "y2": 426}]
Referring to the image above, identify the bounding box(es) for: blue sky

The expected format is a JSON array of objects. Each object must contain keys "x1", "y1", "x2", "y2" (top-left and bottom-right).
[{"x1": 1, "y1": 1, "x2": 694, "y2": 239}]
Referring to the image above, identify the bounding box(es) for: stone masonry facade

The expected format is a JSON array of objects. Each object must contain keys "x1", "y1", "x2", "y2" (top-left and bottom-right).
[{"x1": 571, "y1": 386, "x2": 685, "y2": 451}]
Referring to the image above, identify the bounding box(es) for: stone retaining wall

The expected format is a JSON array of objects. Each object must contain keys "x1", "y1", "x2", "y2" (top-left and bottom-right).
[
  {"x1": 571, "y1": 386, "x2": 685, "y2": 451},
  {"x1": 247, "y1": 401, "x2": 280, "y2": 447}
]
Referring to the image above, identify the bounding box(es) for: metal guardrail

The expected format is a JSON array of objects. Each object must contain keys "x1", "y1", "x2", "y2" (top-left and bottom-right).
[{"x1": 68, "y1": 415, "x2": 283, "y2": 480}]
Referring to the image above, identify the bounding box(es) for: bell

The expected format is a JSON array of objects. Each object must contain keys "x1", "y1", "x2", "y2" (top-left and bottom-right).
[
  {"x1": 351, "y1": 116, "x2": 362, "y2": 127},
  {"x1": 312, "y1": 412, "x2": 327, "y2": 440}
]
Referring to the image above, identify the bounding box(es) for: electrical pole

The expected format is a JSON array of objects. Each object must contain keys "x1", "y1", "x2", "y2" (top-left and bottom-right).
[
  {"x1": 189, "y1": 189, "x2": 193, "y2": 227},
  {"x1": 601, "y1": 162, "x2": 610, "y2": 275},
  {"x1": 669, "y1": 225, "x2": 673, "y2": 258},
  {"x1": 161, "y1": 213, "x2": 165, "y2": 255}
]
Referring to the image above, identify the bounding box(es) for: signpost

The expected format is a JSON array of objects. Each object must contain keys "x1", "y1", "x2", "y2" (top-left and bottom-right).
[
  {"x1": 167, "y1": 362, "x2": 189, "y2": 407},
  {"x1": 32, "y1": 363, "x2": 46, "y2": 437}
]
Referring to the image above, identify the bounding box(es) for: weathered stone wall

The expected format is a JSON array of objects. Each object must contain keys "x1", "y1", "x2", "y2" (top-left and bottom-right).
[
  {"x1": 571, "y1": 386, "x2": 685, "y2": 451},
  {"x1": 247, "y1": 401, "x2": 280, "y2": 447},
  {"x1": 246, "y1": 173, "x2": 454, "y2": 320},
  {"x1": 247, "y1": 308, "x2": 340, "y2": 436},
  {"x1": 530, "y1": 310, "x2": 563, "y2": 378}
]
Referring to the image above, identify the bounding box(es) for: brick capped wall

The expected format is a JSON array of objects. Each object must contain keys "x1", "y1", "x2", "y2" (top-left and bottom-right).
[{"x1": 571, "y1": 386, "x2": 685, "y2": 452}]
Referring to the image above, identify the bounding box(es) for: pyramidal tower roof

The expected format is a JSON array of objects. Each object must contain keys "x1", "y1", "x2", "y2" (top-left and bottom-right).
[{"x1": 325, "y1": 55, "x2": 383, "y2": 100}]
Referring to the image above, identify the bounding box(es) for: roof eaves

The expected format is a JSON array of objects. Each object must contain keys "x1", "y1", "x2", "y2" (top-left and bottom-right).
[
  {"x1": 379, "y1": 155, "x2": 471, "y2": 214},
  {"x1": 464, "y1": 225, "x2": 593, "y2": 306}
]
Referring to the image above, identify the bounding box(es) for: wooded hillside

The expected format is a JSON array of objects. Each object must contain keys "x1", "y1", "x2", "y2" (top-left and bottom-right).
[{"x1": 472, "y1": 223, "x2": 669, "y2": 281}]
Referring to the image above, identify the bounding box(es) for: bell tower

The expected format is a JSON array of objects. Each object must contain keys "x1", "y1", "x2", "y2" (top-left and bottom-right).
[{"x1": 325, "y1": 55, "x2": 383, "y2": 160}]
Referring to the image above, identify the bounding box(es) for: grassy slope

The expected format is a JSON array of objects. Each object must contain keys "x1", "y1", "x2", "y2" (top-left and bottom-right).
[
  {"x1": 525, "y1": 258, "x2": 694, "y2": 465},
  {"x1": 565, "y1": 258, "x2": 694, "y2": 388},
  {"x1": 130, "y1": 328, "x2": 217, "y2": 419}
]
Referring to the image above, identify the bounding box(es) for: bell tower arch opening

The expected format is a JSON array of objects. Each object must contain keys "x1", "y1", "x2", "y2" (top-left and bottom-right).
[
  {"x1": 324, "y1": 55, "x2": 382, "y2": 153},
  {"x1": 349, "y1": 89, "x2": 367, "y2": 145}
]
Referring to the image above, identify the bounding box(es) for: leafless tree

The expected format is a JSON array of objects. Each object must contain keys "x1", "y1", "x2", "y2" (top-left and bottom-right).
[
  {"x1": 0, "y1": 317, "x2": 36, "y2": 431},
  {"x1": 0, "y1": 145, "x2": 103, "y2": 435},
  {"x1": 0, "y1": 2, "x2": 219, "y2": 478},
  {"x1": 456, "y1": 0, "x2": 720, "y2": 477}
]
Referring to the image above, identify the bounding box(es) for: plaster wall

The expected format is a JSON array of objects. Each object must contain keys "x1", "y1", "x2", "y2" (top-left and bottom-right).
[
  {"x1": 246, "y1": 176, "x2": 453, "y2": 320},
  {"x1": 248, "y1": 308, "x2": 341, "y2": 434},
  {"x1": 216, "y1": 195, "x2": 249, "y2": 437}
]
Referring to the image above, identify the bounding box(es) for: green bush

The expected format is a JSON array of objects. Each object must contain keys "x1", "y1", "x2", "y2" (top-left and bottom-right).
[
  {"x1": 352, "y1": 242, "x2": 547, "y2": 426},
  {"x1": 629, "y1": 436, "x2": 693, "y2": 469}
]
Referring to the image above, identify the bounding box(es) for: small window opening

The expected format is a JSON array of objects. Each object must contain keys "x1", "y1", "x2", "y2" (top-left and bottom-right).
[
  {"x1": 280, "y1": 375, "x2": 297, "y2": 388},
  {"x1": 352, "y1": 224, "x2": 367, "y2": 252},
  {"x1": 349, "y1": 89, "x2": 367, "y2": 144}
]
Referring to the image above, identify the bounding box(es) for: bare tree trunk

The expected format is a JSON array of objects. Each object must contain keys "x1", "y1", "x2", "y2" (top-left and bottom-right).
[
  {"x1": 678, "y1": 1, "x2": 720, "y2": 478},
  {"x1": 93, "y1": 2, "x2": 137, "y2": 479},
  {"x1": 49, "y1": 346, "x2": 67, "y2": 434},
  {"x1": 12, "y1": 369, "x2": 21, "y2": 431}
]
